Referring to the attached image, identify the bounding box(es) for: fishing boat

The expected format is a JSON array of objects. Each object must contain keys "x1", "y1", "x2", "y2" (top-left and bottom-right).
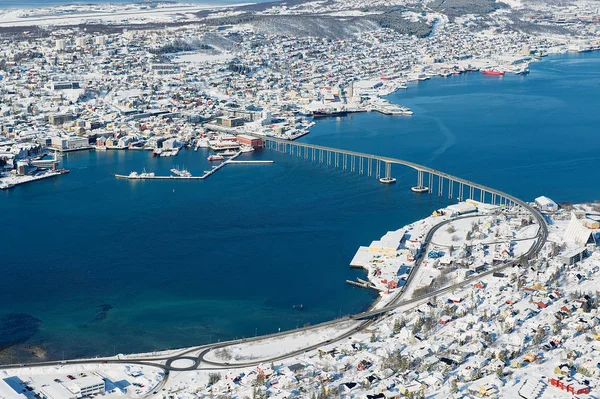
[{"x1": 220, "y1": 149, "x2": 238, "y2": 157}]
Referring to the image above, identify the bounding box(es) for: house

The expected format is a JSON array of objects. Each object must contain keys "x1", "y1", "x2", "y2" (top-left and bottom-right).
[
  {"x1": 535, "y1": 196, "x2": 558, "y2": 212},
  {"x1": 358, "y1": 360, "x2": 372, "y2": 371}
]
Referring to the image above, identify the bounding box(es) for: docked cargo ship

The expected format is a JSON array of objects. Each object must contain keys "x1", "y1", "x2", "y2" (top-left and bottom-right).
[{"x1": 482, "y1": 69, "x2": 505, "y2": 76}]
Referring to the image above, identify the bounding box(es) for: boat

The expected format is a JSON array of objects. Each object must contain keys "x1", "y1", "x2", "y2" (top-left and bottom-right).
[
  {"x1": 312, "y1": 110, "x2": 348, "y2": 118},
  {"x1": 139, "y1": 170, "x2": 155, "y2": 178},
  {"x1": 170, "y1": 168, "x2": 192, "y2": 177},
  {"x1": 240, "y1": 145, "x2": 254, "y2": 153},
  {"x1": 220, "y1": 149, "x2": 238, "y2": 157},
  {"x1": 152, "y1": 148, "x2": 162, "y2": 157},
  {"x1": 482, "y1": 69, "x2": 505, "y2": 76},
  {"x1": 208, "y1": 154, "x2": 224, "y2": 161},
  {"x1": 94, "y1": 146, "x2": 107, "y2": 151},
  {"x1": 411, "y1": 186, "x2": 429, "y2": 193},
  {"x1": 515, "y1": 68, "x2": 530, "y2": 75},
  {"x1": 379, "y1": 177, "x2": 397, "y2": 184}
]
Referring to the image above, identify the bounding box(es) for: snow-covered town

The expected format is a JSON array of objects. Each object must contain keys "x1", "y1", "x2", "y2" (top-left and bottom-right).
[
  {"x1": 1, "y1": 0, "x2": 600, "y2": 188},
  {"x1": 2, "y1": 197, "x2": 600, "y2": 398},
  {"x1": 2, "y1": 0, "x2": 600, "y2": 397}
]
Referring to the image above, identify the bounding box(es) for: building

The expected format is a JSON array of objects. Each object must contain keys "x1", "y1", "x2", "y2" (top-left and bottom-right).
[
  {"x1": 236, "y1": 134, "x2": 263, "y2": 148},
  {"x1": 559, "y1": 247, "x2": 587, "y2": 266},
  {"x1": 67, "y1": 137, "x2": 89, "y2": 150},
  {"x1": 564, "y1": 213, "x2": 597, "y2": 246},
  {"x1": 72, "y1": 376, "x2": 105, "y2": 396},
  {"x1": 51, "y1": 81, "x2": 81, "y2": 91},
  {"x1": 150, "y1": 64, "x2": 180, "y2": 75},
  {"x1": 535, "y1": 196, "x2": 558, "y2": 212},
  {"x1": 49, "y1": 114, "x2": 73, "y2": 125},
  {"x1": 34, "y1": 375, "x2": 104, "y2": 399},
  {"x1": 216, "y1": 116, "x2": 245, "y2": 128},
  {"x1": 0, "y1": 379, "x2": 27, "y2": 399},
  {"x1": 55, "y1": 39, "x2": 66, "y2": 51}
]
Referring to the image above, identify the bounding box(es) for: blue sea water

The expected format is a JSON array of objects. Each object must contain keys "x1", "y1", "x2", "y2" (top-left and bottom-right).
[{"x1": 1, "y1": 51, "x2": 599, "y2": 361}]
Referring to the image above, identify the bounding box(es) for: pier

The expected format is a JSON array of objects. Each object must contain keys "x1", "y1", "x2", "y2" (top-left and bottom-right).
[
  {"x1": 346, "y1": 279, "x2": 382, "y2": 292},
  {"x1": 115, "y1": 153, "x2": 273, "y2": 181},
  {"x1": 258, "y1": 136, "x2": 522, "y2": 209}
]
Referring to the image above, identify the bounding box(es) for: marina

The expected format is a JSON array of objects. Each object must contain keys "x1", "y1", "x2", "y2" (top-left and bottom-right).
[{"x1": 114, "y1": 152, "x2": 274, "y2": 181}]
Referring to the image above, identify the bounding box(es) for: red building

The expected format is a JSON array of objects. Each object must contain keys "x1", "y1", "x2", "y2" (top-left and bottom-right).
[
  {"x1": 236, "y1": 134, "x2": 263, "y2": 148},
  {"x1": 550, "y1": 377, "x2": 591, "y2": 395}
]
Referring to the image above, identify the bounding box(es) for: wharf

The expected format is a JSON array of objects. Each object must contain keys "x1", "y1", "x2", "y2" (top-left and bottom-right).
[
  {"x1": 345, "y1": 279, "x2": 382, "y2": 292},
  {"x1": 115, "y1": 152, "x2": 273, "y2": 181},
  {"x1": 0, "y1": 169, "x2": 69, "y2": 190}
]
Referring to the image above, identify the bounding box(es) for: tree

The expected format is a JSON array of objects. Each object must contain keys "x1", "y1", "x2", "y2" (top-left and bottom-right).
[
  {"x1": 393, "y1": 318, "x2": 405, "y2": 334},
  {"x1": 496, "y1": 367, "x2": 504, "y2": 379},
  {"x1": 370, "y1": 332, "x2": 377, "y2": 343},
  {"x1": 450, "y1": 379, "x2": 459, "y2": 393},
  {"x1": 208, "y1": 372, "x2": 221, "y2": 386}
]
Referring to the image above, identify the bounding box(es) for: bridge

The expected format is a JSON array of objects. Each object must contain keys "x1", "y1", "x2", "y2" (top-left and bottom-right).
[{"x1": 261, "y1": 136, "x2": 517, "y2": 207}]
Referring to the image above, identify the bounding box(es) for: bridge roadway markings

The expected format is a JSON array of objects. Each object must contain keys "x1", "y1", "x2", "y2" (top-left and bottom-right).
[{"x1": 0, "y1": 144, "x2": 549, "y2": 384}]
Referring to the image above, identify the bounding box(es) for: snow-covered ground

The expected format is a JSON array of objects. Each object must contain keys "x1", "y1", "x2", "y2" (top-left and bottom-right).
[{"x1": 203, "y1": 320, "x2": 360, "y2": 364}]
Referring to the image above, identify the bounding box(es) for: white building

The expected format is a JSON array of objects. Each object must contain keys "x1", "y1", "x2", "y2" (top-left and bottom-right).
[
  {"x1": 55, "y1": 39, "x2": 66, "y2": 51},
  {"x1": 0, "y1": 379, "x2": 27, "y2": 399},
  {"x1": 72, "y1": 376, "x2": 105, "y2": 396},
  {"x1": 535, "y1": 196, "x2": 558, "y2": 212},
  {"x1": 67, "y1": 137, "x2": 89, "y2": 150}
]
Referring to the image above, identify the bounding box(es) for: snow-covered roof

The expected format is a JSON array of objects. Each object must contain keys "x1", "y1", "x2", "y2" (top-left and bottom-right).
[
  {"x1": 535, "y1": 196, "x2": 557, "y2": 207},
  {"x1": 564, "y1": 213, "x2": 593, "y2": 246}
]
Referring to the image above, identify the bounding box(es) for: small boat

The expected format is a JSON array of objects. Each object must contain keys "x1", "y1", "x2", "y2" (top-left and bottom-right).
[
  {"x1": 240, "y1": 145, "x2": 254, "y2": 153},
  {"x1": 208, "y1": 154, "x2": 224, "y2": 161},
  {"x1": 411, "y1": 186, "x2": 429, "y2": 193},
  {"x1": 379, "y1": 177, "x2": 397, "y2": 184},
  {"x1": 171, "y1": 168, "x2": 192, "y2": 177},
  {"x1": 220, "y1": 149, "x2": 238, "y2": 157},
  {"x1": 152, "y1": 148, "x2": 163, "y2": 157}
]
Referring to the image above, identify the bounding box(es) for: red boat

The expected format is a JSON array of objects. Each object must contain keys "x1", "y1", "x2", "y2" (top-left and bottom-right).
[{"x1": 482, "y1": 69, "x2": 505, "y2": 76}]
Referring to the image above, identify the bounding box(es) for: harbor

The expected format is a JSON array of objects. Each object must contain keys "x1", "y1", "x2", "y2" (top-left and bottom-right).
[{"x1": 114, "y1": 152, "x2": 274, "y2": 181}]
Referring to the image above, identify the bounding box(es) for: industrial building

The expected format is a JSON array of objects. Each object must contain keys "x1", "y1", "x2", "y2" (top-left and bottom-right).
[{"x1": 236, "y1": 134, "x2": 263, "y2": 148}]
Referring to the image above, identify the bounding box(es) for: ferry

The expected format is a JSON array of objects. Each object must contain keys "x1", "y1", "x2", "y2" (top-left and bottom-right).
[
  {"x1": 482, "y1": 69, "x2": 505, "y2": 76},
  {"x1": 312, "y1": 110, "x2": 348, "y2": 118},
  {"x1": 411, "y1": 186, "x2": 429, "y2": 193},
  {"x1": 208, "y1": 154, "x2": 224, "y2": 162}
]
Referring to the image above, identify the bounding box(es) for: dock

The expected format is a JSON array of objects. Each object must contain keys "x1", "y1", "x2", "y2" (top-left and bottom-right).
[
  {"x1": 345, "y1": 278, "x2": 382, "y2": 292},
  {"x1": 115, "y1": 152, "x2": 273, "y2": 181}
]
